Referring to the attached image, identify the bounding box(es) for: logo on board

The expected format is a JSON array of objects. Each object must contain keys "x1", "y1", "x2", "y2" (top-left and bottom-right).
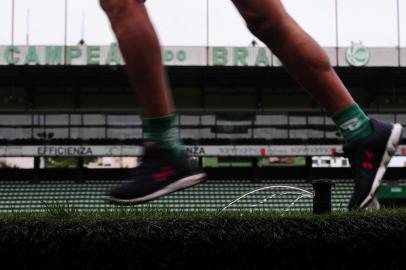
[{"x1": 346, "y1": 42, "x2": 369, "y2": 67}]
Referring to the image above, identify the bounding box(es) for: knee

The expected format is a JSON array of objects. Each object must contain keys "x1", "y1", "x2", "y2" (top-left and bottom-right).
[
  {"x1": 100, "y1": 0, "x2": 133, "y2": 18},
  {"x1": 242, "y1": 11, "x2": 286, "y2": 43}
]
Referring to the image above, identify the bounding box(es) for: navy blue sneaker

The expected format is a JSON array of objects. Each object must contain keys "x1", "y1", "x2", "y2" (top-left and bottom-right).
[
  {"x1": 344, "y1": 119, "x2": 403, "y2": 210},
  {"x1": 107, "y1": 145, "x2": 206, "y2": 204}
]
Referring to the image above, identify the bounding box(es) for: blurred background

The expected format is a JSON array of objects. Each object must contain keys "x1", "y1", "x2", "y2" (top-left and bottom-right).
[
  {"x1": 0, "y1": 0, "x2": 405, "y2": 46},
  {"x1": 0, "y1": 0, "x2": 405, "y2": 212}
]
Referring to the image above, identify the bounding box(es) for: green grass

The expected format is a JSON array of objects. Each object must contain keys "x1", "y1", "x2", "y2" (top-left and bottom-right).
[
  {"x1": 1, "y1": 205, "x2": 405, "y2": 221},
  {"x1": 1, "y1": 208, "x2": 406, "y2": 269}
]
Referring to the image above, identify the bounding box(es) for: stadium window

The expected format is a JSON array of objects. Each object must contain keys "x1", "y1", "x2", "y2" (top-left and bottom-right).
[
  {"x1": 0, "y1": 158, "x2": 34, "y2": 169},
  {"x1": 257, "y1": 157, "x2": 305, "y2": 168},
  {"x1": 84, "y1": 157, "x2": 138, "y2": 169},
  {"x1": 40, "y1": 157, "x2": 79, "y2": 169},
  {"x1": 202, "y1": 157, "x2": 253, "y2": 168}
]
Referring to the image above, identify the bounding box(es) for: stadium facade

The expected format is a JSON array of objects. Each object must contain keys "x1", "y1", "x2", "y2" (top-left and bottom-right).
[
  {"x1": 1, "y1": 44, "x2": 406, "y2": 67},
  {"x1": 0, "y1": 44, "x2": 406, "y2": 210}
]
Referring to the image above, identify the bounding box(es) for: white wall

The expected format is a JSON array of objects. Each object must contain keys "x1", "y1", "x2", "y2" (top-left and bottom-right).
[{"x1": 0, "y1": 0, "x2": 404, "y2": 47}]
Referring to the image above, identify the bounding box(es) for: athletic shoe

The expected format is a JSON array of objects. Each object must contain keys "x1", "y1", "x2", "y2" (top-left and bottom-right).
[
  {"x1": 107, "y1": 145, "x2": 206, "y2": 205},
  {"x1": 366, "y1": 197, "x2": 381, "y2": 210},
  {"x1": 345, "y1": 119, "x2": 403, "y2": 210}
]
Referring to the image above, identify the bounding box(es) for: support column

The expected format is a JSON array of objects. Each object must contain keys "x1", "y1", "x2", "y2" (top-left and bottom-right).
[
  {"x1": 32, "y1": 157, "x2": 40, "y2": 184},
  {"x1": 312, "y1": 179, "x2": 334, "y2": 214},
  {"x1": 77, "y1": 157, "x2": 84, "y2": 183}
]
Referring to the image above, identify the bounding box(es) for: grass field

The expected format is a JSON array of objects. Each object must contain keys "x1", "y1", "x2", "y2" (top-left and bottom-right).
[
  {"x1": 1, "y1": 208, "x2": 406, "y2": 269},
  {"x1": 0, "y1": 205, "x2": 310, "y2": 221},
  {"x1": 0, "y1": 204, "x2": 401, "y2": 220}
]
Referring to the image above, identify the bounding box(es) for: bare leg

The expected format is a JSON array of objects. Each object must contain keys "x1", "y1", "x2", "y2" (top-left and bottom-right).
[
  {"x1": 102, "y1": 1, "x2": 206, "y2": 205},
  {"x1": 231, "y1": 0, "x2": 354, "y2": 115},
  {"x1": 231, "y1": 0, "x2": 406, "y2": 211},
  {"x1": 100, "y1": 0, "x2": 172, "y2": 117}
]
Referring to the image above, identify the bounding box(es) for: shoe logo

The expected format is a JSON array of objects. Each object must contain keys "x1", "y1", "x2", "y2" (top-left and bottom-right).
[
  {"x1": 339, "y1": 118, "x2": 362, "y2": 131},
  {"x1": 362, "y1": 162, "x2": 373, "y2": 170},
  {"x1": 153, "y1": 166, "x2": 174, "y2": 183}
]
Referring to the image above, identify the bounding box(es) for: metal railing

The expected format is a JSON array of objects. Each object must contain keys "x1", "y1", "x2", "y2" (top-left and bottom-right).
[{"x1": 0, "y1": 112, "x2": 404, "y2": 141}]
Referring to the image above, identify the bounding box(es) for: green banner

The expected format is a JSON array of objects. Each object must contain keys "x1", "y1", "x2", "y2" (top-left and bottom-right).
[
  {"x1": 0, "y1": 45, "x2": 403, "y2": 67},
  {"x1": 0, "y1": 45, "x2": 275, "y2": 66}
]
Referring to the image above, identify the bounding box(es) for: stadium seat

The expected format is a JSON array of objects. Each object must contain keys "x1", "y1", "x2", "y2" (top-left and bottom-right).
[
  {"x1": 0, "y1": 112, "x2": 404, "y2": 143},
  {"x1": 0, "y1": 179, "x2": 359, "y2": 212}
]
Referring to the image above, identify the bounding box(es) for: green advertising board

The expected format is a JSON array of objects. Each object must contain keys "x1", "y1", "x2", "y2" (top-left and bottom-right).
[
  {"x1": 0, "y1": 45, "x2": 403, "y2": 67},
  {"x1": 0, "y1": 45, "x2": 276, "y2": 66}
]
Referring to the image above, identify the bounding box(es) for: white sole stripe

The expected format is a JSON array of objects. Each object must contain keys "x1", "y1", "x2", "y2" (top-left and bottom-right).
[
  {"x1": 360, "y1": 123, "x2": 403, "y2": 208},
  {"x1": 109, "y1": 173, "x2": 206, "y2": 204}
]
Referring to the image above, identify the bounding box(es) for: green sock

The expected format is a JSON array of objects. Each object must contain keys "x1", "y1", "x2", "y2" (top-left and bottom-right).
[
  {"x1": 332, "y1": 103, "x2": 372, "y2": 146},
  {"x1": 144, "y1": 114, "x2": 185, "y2": 156}
]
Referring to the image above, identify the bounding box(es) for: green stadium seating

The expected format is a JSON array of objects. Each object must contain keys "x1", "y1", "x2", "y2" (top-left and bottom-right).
[{"x1": 0, "y1": 179, "x2": 359, "y2": 212}]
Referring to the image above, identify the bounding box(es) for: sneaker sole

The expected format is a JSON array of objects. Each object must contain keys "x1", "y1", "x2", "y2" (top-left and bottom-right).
[
  {"x1": 366, "y1": 196, "x2": 381, "y2": 210},
  {"x1": 360, "y1": 123, "x2": 403, "y2": 208},
  {"x1": 108, "y1": 172, "x2": 206, "y2": 205}
]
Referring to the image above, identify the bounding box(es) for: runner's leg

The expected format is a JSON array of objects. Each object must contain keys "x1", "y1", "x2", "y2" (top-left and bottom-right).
[
  {"x1": 231, "y1": 0, "x2": 353, "y2": 115},
  {"x1": 101, "y1": 0, "x2": 205, "y2": 204},
  {"x1": 231, "y1": 0, "x2": 403, "y2": 209},
  {"x1": 101, "y1": 0, "x2": 184, "y2": 156},
  {"x1": 100, "y1": 0, "x2": 172, "y2": 117}
]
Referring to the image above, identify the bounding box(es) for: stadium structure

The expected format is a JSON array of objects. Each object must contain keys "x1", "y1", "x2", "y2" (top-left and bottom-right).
[{"x1": 0, "y1": 43, "x2": 406, "y2": 212}]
